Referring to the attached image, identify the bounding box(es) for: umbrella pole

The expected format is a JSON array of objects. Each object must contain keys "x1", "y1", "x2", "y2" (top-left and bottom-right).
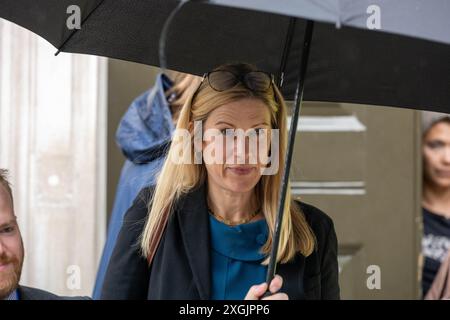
[{"x1": 265, "y1": 19, "x2": 315, "y2": 293}]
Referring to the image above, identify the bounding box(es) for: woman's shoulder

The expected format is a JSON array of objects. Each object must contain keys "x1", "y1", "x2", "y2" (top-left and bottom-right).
[
  {"x1": 123, "y1": 185, "x2": 156, "y2": 221},
  {"x1": 295, "y1": 200, "x2": 335, "y2": 237}
]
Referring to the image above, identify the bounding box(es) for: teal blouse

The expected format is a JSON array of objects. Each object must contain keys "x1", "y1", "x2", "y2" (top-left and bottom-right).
[{"x1": 209, "y1": 214, "x2": 269, "y2": 300}]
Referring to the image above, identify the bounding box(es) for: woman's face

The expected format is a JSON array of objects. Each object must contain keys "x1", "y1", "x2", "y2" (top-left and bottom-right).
[
  {"x1": 202, "y1": 98, "x2": 273, "y2": 194},
  {"x1": 423, "y1": 122, "x2": 450, "y2": 189}
]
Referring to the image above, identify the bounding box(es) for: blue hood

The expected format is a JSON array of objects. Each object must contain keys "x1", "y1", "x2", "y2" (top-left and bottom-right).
[{"x1": 116, "y1": 73, "x2": 175, "y2": 164}]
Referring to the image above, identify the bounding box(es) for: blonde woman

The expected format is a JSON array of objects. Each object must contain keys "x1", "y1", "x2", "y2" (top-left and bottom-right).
[{"x1": 101, "y1": 63, "x2": 340, "y2": 300}]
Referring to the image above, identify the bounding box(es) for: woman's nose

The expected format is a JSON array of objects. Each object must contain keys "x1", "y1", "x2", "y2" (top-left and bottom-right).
[{"x1": 232, "y1": 136, "x2": 257, "y2": 164}]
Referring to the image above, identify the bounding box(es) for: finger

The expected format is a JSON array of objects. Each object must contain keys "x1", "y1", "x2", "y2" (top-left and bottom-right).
[
  {"x1": 262, "y1": 292, "x2": 289, "y2": 300},
  {"x1": 244, "y1": 283, "x2": 268, "y2": 300},
  {"x1": 269, "y1": 275, "x2": 283, "y2": 294}
]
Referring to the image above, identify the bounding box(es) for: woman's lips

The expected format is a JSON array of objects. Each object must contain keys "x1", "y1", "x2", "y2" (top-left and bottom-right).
[
  {"x1": 436, "y1": 170, "x2": 450, "y2": 178},
  {"x1": 227, "y1": 167, "x2": 255, "y2": 175}
]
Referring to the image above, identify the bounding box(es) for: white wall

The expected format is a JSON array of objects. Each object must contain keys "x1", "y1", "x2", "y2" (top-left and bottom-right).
[{"x1": 0, "y1": 20, "x2": 107, "y2": 297}]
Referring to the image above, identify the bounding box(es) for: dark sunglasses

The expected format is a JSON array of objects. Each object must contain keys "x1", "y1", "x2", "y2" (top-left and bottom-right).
[{"x1": 199, "y1": 70, "x2": 275, "y2": 92}]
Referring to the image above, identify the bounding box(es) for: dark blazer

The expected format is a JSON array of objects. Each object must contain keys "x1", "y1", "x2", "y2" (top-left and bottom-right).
[
  {"x1": 101, "y1": 184, "x2": 340, "y2": 300},
  {"x1": 18, "y1": 286, "x2": 90, "y2": 300},
  {"x1": 18, "y1": 286, "x2": 62, "y2": 300}
]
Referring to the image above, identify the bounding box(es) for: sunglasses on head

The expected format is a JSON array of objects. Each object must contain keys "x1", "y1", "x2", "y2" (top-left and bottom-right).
[{"x1": 199, "y1": 70, "x2": 275, "y2": 92}]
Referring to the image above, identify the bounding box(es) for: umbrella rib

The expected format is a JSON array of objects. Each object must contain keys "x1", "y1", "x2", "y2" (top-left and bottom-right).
[
  {"x1": 277, "y1": 17, "x2": 297, "y2": 88},
  {"x1": 159, "y1": 0, "x2": 209, "y2": 70},
  {"x1": 159, "y1": 1, "x2": 191, "y2": 71},
  {"x1": 55, "y1": 0, "x2": 106, "y2": 56}
]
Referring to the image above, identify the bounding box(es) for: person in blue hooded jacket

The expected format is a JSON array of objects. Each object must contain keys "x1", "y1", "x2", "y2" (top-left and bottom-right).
[{"x1": 92, "y1": 72, "x2": 200, "y2": 299}]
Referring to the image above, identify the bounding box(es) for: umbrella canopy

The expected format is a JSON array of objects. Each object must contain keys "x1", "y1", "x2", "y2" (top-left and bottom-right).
[
  {"x1": 1, "y1": 0, "x2": 449, "y2": 112},
  {"x1": 212, "y1": 0, "x2": 450, "y2": 45}
]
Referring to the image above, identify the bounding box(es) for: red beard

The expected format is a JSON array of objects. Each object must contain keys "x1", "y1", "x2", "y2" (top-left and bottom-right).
[{"x1": 0, "y1": 251, "x2": 23, "y2": 299}]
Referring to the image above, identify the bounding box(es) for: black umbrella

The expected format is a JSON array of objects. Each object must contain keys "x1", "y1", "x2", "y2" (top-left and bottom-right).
[
  {"x1": 1, "y1": 0, "x2": 450, "y2": 293},
  {"x1": 1, "y1": 0, "x2": 449, "y2": 110}
]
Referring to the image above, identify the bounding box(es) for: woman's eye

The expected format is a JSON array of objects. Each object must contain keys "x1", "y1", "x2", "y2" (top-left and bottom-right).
[
  {"x1": 253, "y1": 128, "x2": 267, "y2": 136},
  {"x1": 427, "y1": 141, "x2": 444, "y2": 149},
  {"x1": 220, "y1": 128, "x2": 234, "y2": 136}
]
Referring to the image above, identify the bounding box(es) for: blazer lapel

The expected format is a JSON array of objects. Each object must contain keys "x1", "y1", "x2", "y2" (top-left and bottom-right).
[{"x1": 177, "y1": 184, "x2": 211, "y2": 299}]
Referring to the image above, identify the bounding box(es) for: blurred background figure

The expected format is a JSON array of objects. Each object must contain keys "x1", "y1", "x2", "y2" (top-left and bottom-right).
[
  {"x1": 421, "y1": 111, "x2": 450, "y2": 298},
  {"x1": 92, "y1": 71, "x2": 200, "y2": 299},
  {"x1": 0, "y1": 169, "x2": 87, "y2": 300},
  {"x1": 0, "y1": 169, "x2": 24, "y2": 300}
]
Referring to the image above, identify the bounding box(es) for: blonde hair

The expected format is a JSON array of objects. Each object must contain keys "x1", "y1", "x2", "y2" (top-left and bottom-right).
[{"x1": 141, "y1": 63, "x2": 315, "y2": 264}]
